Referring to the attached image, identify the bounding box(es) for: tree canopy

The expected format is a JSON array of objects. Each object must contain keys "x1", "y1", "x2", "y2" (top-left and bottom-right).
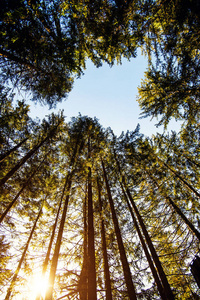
[{"x1": 1, "y1": 0, "x2": 199, "y2": 124}]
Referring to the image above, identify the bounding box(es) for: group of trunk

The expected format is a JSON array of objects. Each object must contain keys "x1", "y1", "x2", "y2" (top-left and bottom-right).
[{"x1": 1, "y1": 127, "x2": 200, "y2": 299}]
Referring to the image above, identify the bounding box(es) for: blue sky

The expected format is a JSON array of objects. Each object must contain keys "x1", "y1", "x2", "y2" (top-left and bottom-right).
[{"x1": 24, "y1": 53, "x2": 180, "y2": 137}]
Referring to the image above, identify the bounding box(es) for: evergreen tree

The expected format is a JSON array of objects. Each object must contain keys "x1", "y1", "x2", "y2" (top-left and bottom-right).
[{"x1": 0, "y1": 115, "x2": 199, "y2": 299}]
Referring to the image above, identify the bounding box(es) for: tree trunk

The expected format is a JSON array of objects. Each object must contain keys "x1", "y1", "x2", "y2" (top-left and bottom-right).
[
  {"x1": 5, "y1": 205, "x2": 42, "y2": 300},
  {"x1": 43, "y1": 198, "x2": 63, "y2": 276},
  {"x1": 0, "y1": 158, "x2": 45, "y2": 223},
  {"x1": 45, "y1": 175, "x2": 72, "y2": 300},
  {"x1": 120, "y1": 182, "x2": 167, "y2": 300},
  {"x1": 79, "y1": 190, "x2": 88, "y2": 300},
  {"x1": 87, "y1": 138, "x2": 97, "y2": 300},
  {"x1": 0, "y1": 137, "x2": 28, "y2": 164},
  {"x1": 0, "y1": 125, "x2": 59, "y2": 188},
  {"x1": 113, "y1": 151, "x2": 174, "y2": 300},
  {"x1": 97, "y1": 177, "x2": 113, "y2": 300},
  {"x1": 35, "y1": 197, "x2": 63, "y2": 300},
  {"x1": 45, "y1": 129, "x2": 80, "y2": 300},
  {"x1": 102, "y1": 160, "x2": 137, "y2": 300},
  {"x1": 125, "y1": 187, "x2": 175, "y2": 300}
]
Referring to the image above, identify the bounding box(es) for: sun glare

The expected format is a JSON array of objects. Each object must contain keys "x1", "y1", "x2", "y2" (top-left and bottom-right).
[{"x1": 26, "y1": 273, "x2": 49, "y2": 300}]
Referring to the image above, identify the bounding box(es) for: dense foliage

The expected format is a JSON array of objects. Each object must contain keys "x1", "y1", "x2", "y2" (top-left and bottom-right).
[{"x1": 1, "y1": 0, "x2": 199, "y2": 123}]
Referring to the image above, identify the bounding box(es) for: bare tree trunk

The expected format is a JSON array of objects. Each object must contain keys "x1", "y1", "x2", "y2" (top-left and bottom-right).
[
  {"x1": 45, "y1": 129, "x2": 81, "y2": 300},
  {"x1": 45, "y1": 175, "x2": 72, "y2": 300},
  {"x1": 120, "y1": 182, "x2": 167, "y2": 300},
  {"x1": 79, "y1": 190, "x2": 88, "y2": 300},
  {"x1": 35, "y1": 195, "x2": 64, "y2": 299},
  {"x1": 102, "y1": 160, "x2": 137, "y2": 300},
  {"x1": 113, "y1": 151, "x2": 174, "y2": 300},
  {"x1": 87, "y1": 138, "x2": 97, "y2": 300},
  {"x1": 0, "y1": 125, "x2": 59, "y2": 188},
  {"x1": 125, "y1": 187, "x2": 175, "y2": 300},
  {"x1": 97, "y1": 177, "x2": 113, "y2": 300},
  {"x1": 5, "y1": 205, "x2": 42, "y2": 300},
  {"x1": 0, "y1": 137, "x2": 28, "y2": 163}
]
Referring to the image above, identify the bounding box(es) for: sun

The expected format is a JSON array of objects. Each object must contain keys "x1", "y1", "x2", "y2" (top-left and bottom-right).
[{"x1": 25, "y1": 273, "x2": 49, "y2": 300}]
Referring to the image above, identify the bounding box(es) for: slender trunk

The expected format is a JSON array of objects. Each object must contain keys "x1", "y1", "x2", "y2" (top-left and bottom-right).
[
  {"x1": 97, "y1": 178, "x2": 113, "y2": 300},
  {"x1": 87, "y1": 138, "x2": 97, "y2": 300},
  {"x1": 101, "y1": 160, "x2": 137, "y2": 300},
  {"x1": 157, "y1": 157, "x2": 200, "y2": 198},
  {"x1": 113, "y1": 151, "x2": 174, "y2": 300},
  {"x1": 79, "y1": 191, "x2": 88, "y2": 300},
  {"x1": 146, "y1": 171, "x2": 200, "y2": 241},
  {"x1": 0, "y1": 125, "x2": 59, "y2": 188},
  {"x1": 125, "y1": 187, "x2": 175, "y2": 300},
  {"x1": 0, "y1": 158, "x2": 45, "y2": 223},
  {"x1": 43, "y1": 198, "x2": 63, "y2": 276},
  {"x1": 45, "y1": 131, "x2": 80, "y2": 300},
  {"x1": 35, "y1": 197, "x2": 63, "y2": 300},
  {"x1": 120, "y1": 183, "x2": 167, "y2": 300},
  {"x1": 5, "y1": 206, "x2": 42, "y2": 300},
  {"x1": 45, "y1": 175, "x2": 72, "y2": 300},
  {"x1": 0, "y1": 137, "x2": 28, "y2": 163}
]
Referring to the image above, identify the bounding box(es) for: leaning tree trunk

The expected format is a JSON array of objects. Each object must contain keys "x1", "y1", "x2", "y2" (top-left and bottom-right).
[
  {"x1": 35, "y1": 196, "x2": 63, "y2": 300},
  {"x1": 97, "y1": 177, "x2": 113, "y2": 300},
  {"x1": 113, "y1": 151, "x2": 174, "y2": 300},
  {"x1": 120, "y1": 182, "x2": 167, "y2": 300},
  {"x1": 45, "y1": 131, "x2": 81, "y2": 300},
  {"x1": 0, "y1": 157, "x2": 45, "y2": 223},
  {"x1": 45, "y1": 175, "x2": 72, "y2": 300},
  {"x1": 125, "y1": 186, "x2": 175, "y2": 300},
  {"x1": 0, "y1": 123, "x2": 59, "y2": 188},
  {"x1": 102, "y1": 159, "x2": 137, "y2": 300},
  {"x1": 5, "y1": 205, "x2": 42, "y2": 300},
  {"x1": 0, "y1": 137, "x2": 28, "y2": 164},
  {"x1": 87, "y1": 138, "x2": 97, "y2": 300}
]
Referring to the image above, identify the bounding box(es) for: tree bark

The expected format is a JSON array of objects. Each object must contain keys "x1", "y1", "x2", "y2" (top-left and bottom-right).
[
  {"x1": 120, "y1": 182, "x2": 167, "y2": 300},
  {"x1": 113, "y1": 151, "x2": 174, "y2": 300},
  {"x1": 87, "y1": 138, "x2": 97, "y2": 300},
  {"x1": 125, "y1": 187, "x2": 175, "y2": 300},
  {"x1": 0, "y1": 124, "x2": 59, "y2": 188},
  {"x1": 35, "y1": 196, "x2": 63, "y2": 300},
  {"x1": 102, "y1": 159, "x2": 137, "y2": 300},
  {"x1": 79, "y1": 190, "x2": 88, "y2": 300},
  {"x1": 45, "y1": 175, "x2": 72, "y2": 300},
  {"x1": 45, "y1": 129, "x2": 81, "y2": 300},
  {"x1": 97, "y1": 177, "x2": 113, "y2": 300},
  {"x1": 5, "y1": 205, "x2": 42, "y2": 300},
  {"x1": 0, "y1": 137, "x2": 28, "y2": 164}
]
